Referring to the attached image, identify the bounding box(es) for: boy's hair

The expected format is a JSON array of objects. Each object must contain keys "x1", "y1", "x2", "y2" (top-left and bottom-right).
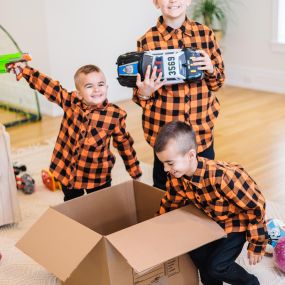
[
  {"x1": 154, "y1": 121, "x2": 197, "y2": 155},
  {"x1": 74, "y1": 64, "x2": 102, "y2": 89}
]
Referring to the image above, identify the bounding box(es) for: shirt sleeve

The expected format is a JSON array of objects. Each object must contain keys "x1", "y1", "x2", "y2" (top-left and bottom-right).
[
  {"x1": 112, "y1": 110, "x2": 142, "y2": 179},
  {"x1": 159, "y1": 177, "x2": 186, "y2": 214},
  {"x1": 21, "y1": 66, "x2": 70, "y2": 109},
  {"x1": 220, "y1": 170, "x2": 268, "y2": 255},
  {"x1": 203, "y1": 29, "x2": 225, "y2": 92}
]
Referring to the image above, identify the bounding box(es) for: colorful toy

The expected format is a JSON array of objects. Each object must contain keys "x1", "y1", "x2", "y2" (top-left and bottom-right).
[
  {"x1": 267, "y1": 218, "x2": 285, "y2": 248},
  {"x1": 116, "y1": 48, "x2": 203, "y2": 87},
  {"x1": 41, "y1": 169, "x2": 62, "y2": 192},
  {"x1": 273, "y1": 237, "x2": 285, "y2": 273},
  {"x1": 0, "y1": 52, "x2": 32, "y2": 80},
  {"x1": 13, "y1": 162, "x2": 35, "y2": 194}
]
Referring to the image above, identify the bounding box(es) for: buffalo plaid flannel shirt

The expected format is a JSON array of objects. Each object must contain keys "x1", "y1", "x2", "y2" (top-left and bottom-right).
[
  {"x1": 133, "y1": 16, "x2": 225, "y2": 153},
  {"x1": 159, "y1": 157, "x2": 268, "y2": 256},
  {"x1": 21, "y1": 67, "x2": 142, "y2": 189}
]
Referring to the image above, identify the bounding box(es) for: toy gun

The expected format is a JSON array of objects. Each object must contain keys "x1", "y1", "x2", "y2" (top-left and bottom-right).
[{"x1": 0, "y1": 52, "x2": 32, "y2": 80}]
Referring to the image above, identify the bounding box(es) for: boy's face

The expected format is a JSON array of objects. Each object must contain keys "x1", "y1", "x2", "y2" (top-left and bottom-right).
[
  {"x1": 153, "y1": 0, "x2": 191, "y2": 22},
  {"x1": 76, "y1": 71, "x2": 108, "y2": 105},
  {"x1": 156, "y1": 139, "x2": 197, "y2": 178}
]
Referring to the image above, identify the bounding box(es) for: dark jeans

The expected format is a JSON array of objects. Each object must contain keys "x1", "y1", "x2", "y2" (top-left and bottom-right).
[
  {"x1": 62, "y1": 181, "x2": 111, "y2": 202},
  {"x1": 153, "y1": 143, "x2": 215, "y2": 190},
  {"x1": 189, "y1": 232, "x2": 260, "y2": 285}
]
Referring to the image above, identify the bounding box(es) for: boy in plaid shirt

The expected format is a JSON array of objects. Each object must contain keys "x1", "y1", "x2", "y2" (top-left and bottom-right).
[
  {"x1": 9, "y1": 63, "x2": 142, "y2": 201},
  {"x1": 155, "y1": 121, "x2": 268, "y2": 285},
  {"x1": 133, "y1": 0, "x2": 225, "y2": 190}
]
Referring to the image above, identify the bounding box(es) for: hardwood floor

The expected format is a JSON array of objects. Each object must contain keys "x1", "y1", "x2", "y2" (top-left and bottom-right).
[{"x1": 4, "y1": 85, "x2": 285, "y2": 203}]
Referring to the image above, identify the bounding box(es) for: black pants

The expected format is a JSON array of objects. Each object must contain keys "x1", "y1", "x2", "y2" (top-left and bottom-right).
[
  {"x1": 189, "y1": 232, "x2": 260, "y2": 285},
  {"x1": 62, "y1": 181, "x2": 111, "y2": 202},
  {"x1": 153, "y1": 143, "x2": 215, "y2": 190}
]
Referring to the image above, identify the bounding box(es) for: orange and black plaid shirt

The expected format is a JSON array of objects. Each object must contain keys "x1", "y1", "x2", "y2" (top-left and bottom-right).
[
  {"x1": 159, "y1": 157, "x2": 268, "y2": 255},
  {"x1": 133, "y1": 16, "x2": 225, "y2": 153},
  {"x1": 21, "y1": 67, "x2": 142, "y2": 189}
]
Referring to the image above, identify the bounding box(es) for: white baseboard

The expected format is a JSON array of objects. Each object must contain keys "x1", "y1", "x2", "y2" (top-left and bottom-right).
[{"x1": 226, "y1": 65, "x2": 285, "y2": 94}]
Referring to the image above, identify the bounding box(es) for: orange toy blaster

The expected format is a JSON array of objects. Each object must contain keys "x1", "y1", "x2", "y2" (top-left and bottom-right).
[{"x1": 0, "y1": 52, "x2": 32, "y2": 80}]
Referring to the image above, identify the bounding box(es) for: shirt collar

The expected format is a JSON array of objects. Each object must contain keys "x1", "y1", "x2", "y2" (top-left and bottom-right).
[
  {"x1": 156, "y1": 16, "x2": 195, "y2": 41},
  {"x1": 183, "y1": 156, "x2": 206, "y2": 188}
]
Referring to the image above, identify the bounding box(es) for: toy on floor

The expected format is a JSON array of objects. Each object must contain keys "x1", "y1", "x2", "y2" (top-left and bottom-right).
[
  {"x1": 267, "y1": 218, "x2": 285, "y2": 251},
  {"x1": 273, "y1": 237, "x2": 285, "y2": 273},
  {"x1": 13, "y1": 162, "x2": 35, "y2": 194},
  {"x1": 116, "y1": 48, "x2": 203, "y2": 87},
  {"x1": 41, "y1": 169, "x2": 62, "y2": 192}
]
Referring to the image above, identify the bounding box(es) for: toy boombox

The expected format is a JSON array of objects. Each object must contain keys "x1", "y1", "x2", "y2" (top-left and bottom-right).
[{"x1": 116, "y1": 48, "x2": 203, "y2": 88}]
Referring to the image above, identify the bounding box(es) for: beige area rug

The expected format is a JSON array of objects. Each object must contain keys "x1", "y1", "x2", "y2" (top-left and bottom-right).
[{"x1": 0, "y1": 141, "x2": 284, "y2": 285}]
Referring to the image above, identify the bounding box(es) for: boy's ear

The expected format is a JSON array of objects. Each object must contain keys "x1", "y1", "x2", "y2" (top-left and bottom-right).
[
  {"x1": 187, "y1": 0, "x2": 191, "y2": 7},
  {"x1": 187, "y1": 148, "x2": 197, "y2": 160},
  {"x1": 153, "y1": 0, "x2": 160, "y2": 9},
  {"x1": 75, "y1": 90, "x2": 82, "y2": 98}
]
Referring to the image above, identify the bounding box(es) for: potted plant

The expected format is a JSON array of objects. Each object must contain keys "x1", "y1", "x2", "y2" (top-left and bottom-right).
[{"x1": 188, "y1": 0, "x2": 230, "y2": 41}]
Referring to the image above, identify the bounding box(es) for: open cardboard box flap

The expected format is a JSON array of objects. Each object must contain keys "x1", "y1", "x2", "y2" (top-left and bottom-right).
[
  {"x1": 107, "y1": 204, "x2": 226, "y2": 273},
  {"x1": 16, "y1": 207, "x2": 102, "y2": 281}
]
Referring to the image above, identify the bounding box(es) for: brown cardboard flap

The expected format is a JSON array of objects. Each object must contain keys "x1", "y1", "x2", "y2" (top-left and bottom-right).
[
  {"x1": 107, "y1": 205, "x2": 226, "y2": 272},
  {"x1": 16, "y1": 208, "x2": 102, "y2": 281}
]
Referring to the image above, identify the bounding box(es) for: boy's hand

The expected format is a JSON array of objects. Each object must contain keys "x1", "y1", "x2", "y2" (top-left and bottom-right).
[
  {"x1": 192, "y1": 50, "x2": 214, "y2": 74},
  {"x1": 6, "y1": 62, "x2": 26, "y2": 81},
  {"x1": 247, "y1": 252, "x2": 262, "y2": 265},
  {"x1": 136, "y1": 65, "x2": 165, "y2": 100}
]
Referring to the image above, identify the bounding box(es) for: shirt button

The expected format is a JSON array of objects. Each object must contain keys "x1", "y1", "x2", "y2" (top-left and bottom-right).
[{"x1": 185, "y1": 95, "x2": 190, "y2": 103}]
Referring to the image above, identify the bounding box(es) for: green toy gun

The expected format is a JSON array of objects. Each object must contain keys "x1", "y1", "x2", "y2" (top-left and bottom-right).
[{"x1": 0, "y1": 52, "x2": 32, "y2": 79}]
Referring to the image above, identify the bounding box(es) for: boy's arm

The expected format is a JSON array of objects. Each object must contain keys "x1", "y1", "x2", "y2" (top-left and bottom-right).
[
  {"x1": 159, "y1": 178, "x2": 186, "y2": 214},
  {"x1": 220, "y1": 173, "x2": 268, "y2": 256},
  {"x1": 203, "y1": 29, "x2": 225, "y2": 91},
  {"x1": 112, "y1": 110, "x2": 142, "y2": 179},
  {"x1": 17, "y1": 66, "x2": 69, "y2": 108}
]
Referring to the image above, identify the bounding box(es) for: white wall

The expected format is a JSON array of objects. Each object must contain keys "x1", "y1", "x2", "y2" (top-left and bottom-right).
[
  {"x1": 0, "y1": 0, "x2": 159, "y2": 116},
  {"x1": 221, "y1": 0, "x2": 285, "y2": 94},
  {"x1": 1, "y1": 0, "x2": 284, "y2": 116}
]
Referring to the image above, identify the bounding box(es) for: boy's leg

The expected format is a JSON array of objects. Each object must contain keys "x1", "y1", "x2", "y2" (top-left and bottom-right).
[
  {"x1": 189, "y1": 239, "x2": 223, "y2": 285},
  {"x1": 207, "y1": 232, "x2": 259, "y2": 285},
  {"x1": 198, "y1": 142, "x2": 215, "y2": 160},
  {"x1": 61, "y1": 185, "x2": 84, "y2": 201},
  {"x1": 153, "y1": 150, "x2": 167, "y2": 190},
  {"x1": 86, "y1": 181, "x2": 111, "y2": 194}
]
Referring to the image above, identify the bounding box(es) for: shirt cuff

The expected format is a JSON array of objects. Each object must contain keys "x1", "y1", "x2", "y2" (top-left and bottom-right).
[{"x1": 247, "y1": 242, "x2": 267, "y2": 256}]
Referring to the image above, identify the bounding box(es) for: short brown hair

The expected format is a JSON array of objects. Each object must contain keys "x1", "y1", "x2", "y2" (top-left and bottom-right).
[
  {"x1": 74, "y1": 64, "x2": 102, "y2": 89},
  {"x1": 154, "y1": 121, "x2": 197, "y2": 154}
]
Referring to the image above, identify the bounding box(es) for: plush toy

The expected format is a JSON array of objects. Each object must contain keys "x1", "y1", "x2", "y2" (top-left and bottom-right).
[{"x1": 116, "y1": 48, "x2": 203, "y2": 87}]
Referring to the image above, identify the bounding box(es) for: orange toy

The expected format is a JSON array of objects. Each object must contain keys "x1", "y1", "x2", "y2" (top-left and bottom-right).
[{"x1": 41, "y1": 169, "x2": 62, "y2": 192}]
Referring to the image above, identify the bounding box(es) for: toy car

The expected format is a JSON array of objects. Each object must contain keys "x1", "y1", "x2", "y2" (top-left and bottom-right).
[
  {"x1": 41, "y1": 169, "x2": 62, "y2": 192},
  {"x1": 116, "y1": 48, "x2": 203, "y2": 87},
  {"x1": 13, "y1": 162, "x2": 35, "y2": 194}
]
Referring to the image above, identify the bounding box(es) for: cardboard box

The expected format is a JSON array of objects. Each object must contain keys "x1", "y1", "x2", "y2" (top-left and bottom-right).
[{"x1": 16, "y1": 180, "x2": 226, "y2": 285}]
